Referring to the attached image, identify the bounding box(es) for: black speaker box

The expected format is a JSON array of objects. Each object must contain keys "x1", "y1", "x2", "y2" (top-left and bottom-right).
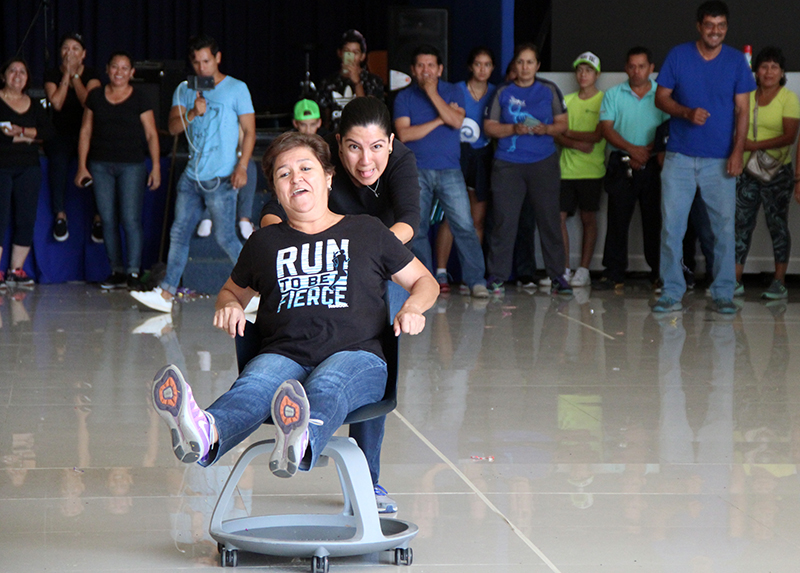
[
  {"x1": 132, "y1": 60, "x2": 187, "y2": 131},
  {"x1": 388, "y1": 7, "x2": 449, "y2": 81}
]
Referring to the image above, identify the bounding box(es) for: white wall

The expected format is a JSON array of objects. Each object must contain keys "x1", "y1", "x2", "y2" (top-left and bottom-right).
[{"x1": 537, "y1": 71, "x2": 800, "y2": 275}]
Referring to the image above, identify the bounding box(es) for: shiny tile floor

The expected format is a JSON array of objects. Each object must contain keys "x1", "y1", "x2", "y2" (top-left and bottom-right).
[{"x1": 2, "y1": 282, "x2": 800, "y2": 572}]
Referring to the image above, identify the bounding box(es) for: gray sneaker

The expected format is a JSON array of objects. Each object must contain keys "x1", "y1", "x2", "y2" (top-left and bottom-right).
[
  {"x1": 761, "y1": 280, "x2": 788, "y2": 300},
  {"x1": 733, "y1": 281, "x2": 745, "y2": 297}
]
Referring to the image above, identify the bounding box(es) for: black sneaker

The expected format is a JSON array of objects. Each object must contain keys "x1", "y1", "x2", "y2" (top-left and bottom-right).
[
  {"x1": 593, "y1": 276, "x2": 624, "y2": 291},
  {"x1": 100, "y1": 272, "x2": 127, "y2": 290},
  {"x1": 127, "y1": 272, "x2": 142, "y2": 291},
  {"x1": 515, "y1": 275, "x2": 536, "y2": 289},
  {"x1": 487, "y1": 275, "x2": 505, "y2": 294},
  {"x1": 551, "y1": 274, "x2": 573, "y2": 295},
  {"x1": 91, "y1": 219, "x2": 104, "y2": 244},
  {"x1": 53, "y1": 217, "x2": 69, "y2": 242}
]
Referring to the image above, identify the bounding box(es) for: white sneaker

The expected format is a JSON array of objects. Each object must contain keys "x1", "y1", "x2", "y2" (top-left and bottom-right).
[
  {"x1": 471, "y1": 284, "x2": 489, "y2": 299},
  {"x1": 570, "y1": 267, "x2": 591, "y2": 287},
  {"x1": 239, "y1": 220, "x2": 255, "y2": 240},
  {"x1": 197, "y1": 219, "x2": 212, "y2": 237},
  {"x1": 538, "y1": 276, "x2": 552, "y2": 287},
  {"x1": 132, "y1": 314, "x2": 173, "y2": 336},
  {"x1": 131, "y1": 287, "x2": 174, "y2": 313},
  {"x1": 244, "y1": 295, "x2": 260, "y2": 314}
]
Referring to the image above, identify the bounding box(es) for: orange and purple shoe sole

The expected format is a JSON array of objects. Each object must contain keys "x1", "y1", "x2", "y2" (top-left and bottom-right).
[
  {"x1": 152, "y1": 365, "x2": 210, "y2": 463},
  {"x1": 269, "y1": 379, "x2": 310, "y2": 478}
]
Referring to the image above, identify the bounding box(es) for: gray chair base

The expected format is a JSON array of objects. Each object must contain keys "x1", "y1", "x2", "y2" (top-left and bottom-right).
[{"x1": 210, "y1": 435, "x2": 416, "y2": 571}]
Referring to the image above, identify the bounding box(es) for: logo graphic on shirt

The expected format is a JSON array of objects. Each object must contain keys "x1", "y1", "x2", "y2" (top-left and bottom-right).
[
  {"x1": 276, "y1": 239, "x2": 350, "y2": 311},
  {"x1": 460, "y1": 117, "x2": 481, "y2": 143},
  {"x1": 506, "y1": 96, "x2": 537, "y2": 153},
  {"x1": 332, "y1": 87, "x2": 355, "y2": 110},
  {"x1": 187, "y1": 94, "x2": 222, "y2": 174}
]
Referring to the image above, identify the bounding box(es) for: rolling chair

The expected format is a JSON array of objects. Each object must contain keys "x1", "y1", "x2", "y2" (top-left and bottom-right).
[{"x1": 209, "y1": 287, "x2": 417, "y2": 572}]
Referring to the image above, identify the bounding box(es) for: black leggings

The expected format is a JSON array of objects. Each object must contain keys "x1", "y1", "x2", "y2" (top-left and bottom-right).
[{"x1": 0, "y1": 164, "x2": 41, "y2": 247}]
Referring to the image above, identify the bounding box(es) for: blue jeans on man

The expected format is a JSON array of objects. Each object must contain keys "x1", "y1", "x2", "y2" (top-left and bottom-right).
[
  {"x1": 202, "y1": 350, "x2": 387, "y2": 469},
  {"x1": 660, "y1": 152, "x2": 735, "y2": 301},
  {"x1": 160, "y1": 172, "x2": 243, "y2": 294},
  {"x1": 412, "y1": 168, "x2": 485, "y2": 288},
  {"x1": 90, "y1": 161, "x2": 147, "y2": 274}
]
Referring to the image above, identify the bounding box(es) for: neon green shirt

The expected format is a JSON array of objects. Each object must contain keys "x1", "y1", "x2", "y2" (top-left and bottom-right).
[
  {"x1": 559, "y1": 90, "x2": 606, "y2": 179},
  {"x1": 744, "y1": 86, "x2": 800, "y2": 164}
]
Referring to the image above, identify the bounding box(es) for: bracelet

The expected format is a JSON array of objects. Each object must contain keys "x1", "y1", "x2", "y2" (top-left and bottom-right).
[{"x1": 184, "y1": 109, "x2": 194, "y2": 124}]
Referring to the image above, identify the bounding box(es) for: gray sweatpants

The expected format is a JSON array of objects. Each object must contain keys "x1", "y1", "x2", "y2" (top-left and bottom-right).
[{"x1": 487, "y1": 153, "x2": 565, "y2": 280}]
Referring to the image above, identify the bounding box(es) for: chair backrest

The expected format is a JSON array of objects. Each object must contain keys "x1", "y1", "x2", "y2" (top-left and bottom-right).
[{"x1": 234, "y1": 286, "x2": 399, "y2": 425}]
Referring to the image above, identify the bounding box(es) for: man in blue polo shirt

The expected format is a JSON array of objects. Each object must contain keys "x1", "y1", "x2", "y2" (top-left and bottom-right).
[
  {"x1": 653, "y1": 1, "x2": 755, "y2": 314},
  {"x1": 394, "y1": 45, "x2": 488, "y2": 298},
  {"x1": 595, "y1": 46, "x2": 669, "y2": 291}
]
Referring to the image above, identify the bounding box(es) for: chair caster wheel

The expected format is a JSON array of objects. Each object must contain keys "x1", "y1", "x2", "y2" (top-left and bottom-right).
[
  {"x1": 312, "y1": 555, "x2": 329, "y2": 573},
  {"x1": 220, "y1": 548, "x2": 238, "y2": 567},
  {"x1": 394, "y1": 547, "x2": 413, "y2": 566}
]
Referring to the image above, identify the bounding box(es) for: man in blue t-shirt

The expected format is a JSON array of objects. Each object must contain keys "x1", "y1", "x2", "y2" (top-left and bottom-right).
[
  {"x1": 132, "y1": 35, "x2": 256, "y2": 312},
  {"x1": 394, "y1": 45, "x2": 488, "y2": 297},
  {"x1": 653, "y1": 1, "x2": 755, "y2": 314}
]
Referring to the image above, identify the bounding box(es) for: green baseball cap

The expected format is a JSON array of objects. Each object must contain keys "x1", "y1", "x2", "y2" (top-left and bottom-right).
[
  {"x1": 293, "y1": 99, "x2": 320, "y2": 121},
  {"x1": 572, "y1": 51, "x2": 601, "y2": 73}
]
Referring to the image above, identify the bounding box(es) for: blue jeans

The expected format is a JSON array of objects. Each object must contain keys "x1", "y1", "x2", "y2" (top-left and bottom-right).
[
  {"x1": 412, "y1": 168, "x2": 485, "y2": 288},
  {"x1": 90, "y1": 161, "x2": 147, "y2": 273},
  {"x1": 202, "y1": 350, "x2": 387, "y2": 470},
  {"x1": 660, "y1": 152, "x2": 735, "y2": 300},
  {"x1": 161, "y1": 172, "x2": 242, "y2": 294},
  {"x1": 200, "y1": 159, "x2": 258, "y2": 223},
  {"x1": 347, "y1": 281, "x2": 409, "y2": 485}
]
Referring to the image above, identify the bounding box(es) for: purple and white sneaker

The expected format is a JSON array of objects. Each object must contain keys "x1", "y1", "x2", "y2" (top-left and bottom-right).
[
  {"x1": 152, "y1": 364, "x2": 211, "y2": 463},
  {"x1": 270, "y1": 379, "x2": 311, "y2": 478}
]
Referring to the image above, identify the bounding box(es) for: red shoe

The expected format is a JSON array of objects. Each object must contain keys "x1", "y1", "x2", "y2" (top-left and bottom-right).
[
  {"x1": 436, "y1": 271, "x2": 450, "y2": 294},
  {"x1": 7, "y1": 268, "x2": 34, "y2": 287}
]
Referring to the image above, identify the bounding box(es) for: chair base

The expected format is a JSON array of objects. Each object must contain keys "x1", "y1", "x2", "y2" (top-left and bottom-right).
[{"x1": 209, "y1": 435, "x2": 417, "y2": 567}]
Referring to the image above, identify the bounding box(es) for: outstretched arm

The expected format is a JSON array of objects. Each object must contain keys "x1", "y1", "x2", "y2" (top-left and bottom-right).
[
  {"x1": 214, "y1": 278, "x2": 257, "y2": 338},
  {"x1": 390, "y1": 257, "x2": 439, "y2": 336}
]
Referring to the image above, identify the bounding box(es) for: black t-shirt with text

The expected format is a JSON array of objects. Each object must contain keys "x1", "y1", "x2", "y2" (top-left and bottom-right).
[{"x1": 230, "y1": 215, "x2": 414, "y2": 367}]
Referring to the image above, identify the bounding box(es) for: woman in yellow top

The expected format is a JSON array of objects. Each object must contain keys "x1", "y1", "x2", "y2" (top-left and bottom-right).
[{"x1": 735, "y1": 46, "x2": 800, "y2": 299}]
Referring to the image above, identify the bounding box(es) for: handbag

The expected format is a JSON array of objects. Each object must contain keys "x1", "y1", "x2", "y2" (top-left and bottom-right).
[{"x1": 744, "y1": 95, "x2": 789, "y2": 183}]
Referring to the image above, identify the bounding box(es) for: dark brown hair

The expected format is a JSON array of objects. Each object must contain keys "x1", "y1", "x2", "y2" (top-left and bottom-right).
[{"x1": 262, "y1": 131, "x2": 335, "y2": 185}]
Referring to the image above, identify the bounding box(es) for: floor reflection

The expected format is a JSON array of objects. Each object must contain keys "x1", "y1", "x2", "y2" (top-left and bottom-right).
[{"x1": 1, "y1": 284, "x2": 799, "y2": 571}]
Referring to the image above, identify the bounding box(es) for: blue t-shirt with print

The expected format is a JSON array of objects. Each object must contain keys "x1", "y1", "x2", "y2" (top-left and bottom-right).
[
  {"x1": 393, "y1": 81, "x2": 464, "y2": 170},
  {"x1": 456, "y1": 81, "x2": 496, "y2": 149},
  {"x1": 657, "y1": 42, "x2": 756, "y2": 158},
  {"x1": 486, "y1": 79, "x2": 567, "y2": 164},
  {"x1": 172, "y1": 76, "x2": 255, "y2": 180}
]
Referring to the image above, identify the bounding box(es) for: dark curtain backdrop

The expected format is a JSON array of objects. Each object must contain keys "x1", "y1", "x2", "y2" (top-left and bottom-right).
[
  {"x1": 2, "y1": 0, "x2": 394, "y2": 112},
  {"x1": 3, "y1": 0, "x2": 510, "y2": 114}
]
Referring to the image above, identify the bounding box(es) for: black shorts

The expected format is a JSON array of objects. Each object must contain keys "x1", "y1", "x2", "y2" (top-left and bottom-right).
[
  {"x1": 460, "y1": 143, "x2": 492, "y2": 202},
  {"x1": 560, "y1": 178, "x2": 603, "y2": 215}
]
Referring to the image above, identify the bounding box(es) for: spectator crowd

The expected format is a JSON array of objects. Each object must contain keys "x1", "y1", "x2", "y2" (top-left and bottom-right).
[{"x1": 2, "y1": 1, "x2": 800, "y2": 316}]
